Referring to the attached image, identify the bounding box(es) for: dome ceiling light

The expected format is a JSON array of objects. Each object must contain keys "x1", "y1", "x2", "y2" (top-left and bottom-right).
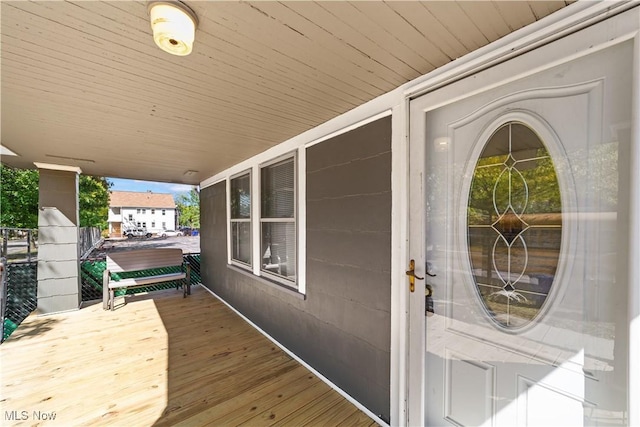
[{"x1": 148, "y1": 1, "x2": 198, "y2": 56}]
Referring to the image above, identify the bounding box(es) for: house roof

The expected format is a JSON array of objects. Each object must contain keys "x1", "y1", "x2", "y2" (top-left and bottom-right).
[
  {"x1": 0, "y1": 1, "x2": 579, "y2": 186},
  {"x1": 110, "y1": 191, "x2": 176, "y2": 209}
]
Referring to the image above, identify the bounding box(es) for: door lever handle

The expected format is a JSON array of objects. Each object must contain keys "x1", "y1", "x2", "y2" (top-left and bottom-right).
[
  {"x1": 406, "y1": 259, "x2": 424, "y2": 292},
  {"x1": 406, "y1": 269, "x2": 424, "y2": 281}
]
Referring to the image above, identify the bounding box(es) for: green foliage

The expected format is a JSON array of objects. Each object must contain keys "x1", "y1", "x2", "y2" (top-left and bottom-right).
[
  {"x1": 468, "y1": 148, "x2": 562, "y2": 224},
  {"x1": 0, "y1": 166, "x2": 39, "y2": 228},
  {"x1": 176, "y1": 188, "x2": 200, "y2": 228},
  {"x1": 79, "y1": 176, "x2": 111, "y2": 229},
  {"x1": 0, "y1": 165, "x2": 111, "y2": 230}
]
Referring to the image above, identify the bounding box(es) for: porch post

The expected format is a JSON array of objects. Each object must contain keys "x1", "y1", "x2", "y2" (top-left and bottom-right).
[{"x1": 36, "y1": 163, "x2": 82, "y2": 314}]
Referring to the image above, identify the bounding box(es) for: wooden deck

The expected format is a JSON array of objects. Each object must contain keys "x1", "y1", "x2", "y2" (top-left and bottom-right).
[{"x1": 0, "y1": 286, "x2": 379, "y2": 426}]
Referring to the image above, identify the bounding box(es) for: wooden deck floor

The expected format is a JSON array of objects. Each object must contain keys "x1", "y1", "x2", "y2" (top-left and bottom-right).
[{"x1": 0, "y1": 286, "x2": 378, "y2": 426}]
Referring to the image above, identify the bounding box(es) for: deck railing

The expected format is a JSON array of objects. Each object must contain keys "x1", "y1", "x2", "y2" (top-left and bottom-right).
[
  {"x1": 79, "y1": 227, "x2": 102, "y2": 259},
  {"x1": 1, "y1": 228, "x2": 37, "y2": 262}
]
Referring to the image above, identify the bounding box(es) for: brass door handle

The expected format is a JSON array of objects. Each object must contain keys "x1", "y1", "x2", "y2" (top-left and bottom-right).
[{"x1": 406, "y1": 259, "x2": 424, "y2": 292}]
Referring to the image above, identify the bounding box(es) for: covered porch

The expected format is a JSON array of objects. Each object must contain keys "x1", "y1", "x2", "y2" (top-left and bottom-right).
[
  {"x1": 3, "y1": 1, "x2": 640, "y2": 425},
  {"x1": 0, "y1": 285, "x2": 377, "y2": 426}
]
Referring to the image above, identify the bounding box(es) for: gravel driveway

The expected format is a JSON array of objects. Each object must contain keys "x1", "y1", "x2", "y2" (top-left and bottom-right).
[{"x1": 90, "y1": 235, "x2": 201, "y2": 257}]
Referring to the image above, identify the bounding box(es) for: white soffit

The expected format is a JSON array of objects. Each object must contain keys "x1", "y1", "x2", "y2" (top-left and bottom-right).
[{"x1": 2, "y1": 1, "x2": 574, "y2": 185}]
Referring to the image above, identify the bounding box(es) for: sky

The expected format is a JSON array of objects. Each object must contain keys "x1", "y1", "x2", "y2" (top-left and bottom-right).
[{"x1": 107, "y1": 177, "x2": 195, "y2": 198}]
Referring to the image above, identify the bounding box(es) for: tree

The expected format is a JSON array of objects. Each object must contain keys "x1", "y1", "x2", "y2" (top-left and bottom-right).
[
  {"x1": 176, "y1": 188, "x2": 200, "y2": 229},
  {"x1": 0, "y1": 165, "x2": 111, "y2": 229},
  {"x1": 0, "y1": 166, "x2": 39, "y2": 228},
  {"x1": 78, "y1": 176, "x2": 111, "y2": 229}
]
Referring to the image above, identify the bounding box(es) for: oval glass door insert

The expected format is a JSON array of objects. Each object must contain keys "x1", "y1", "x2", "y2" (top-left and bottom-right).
[{"x1": 468, "y1": 122, "x2": 562, "y2": 329}]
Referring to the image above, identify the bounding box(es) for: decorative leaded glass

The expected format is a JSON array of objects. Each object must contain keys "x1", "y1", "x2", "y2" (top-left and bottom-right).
[{"x1": 468, "y1": 122, "x2": 562, "y2": 329}]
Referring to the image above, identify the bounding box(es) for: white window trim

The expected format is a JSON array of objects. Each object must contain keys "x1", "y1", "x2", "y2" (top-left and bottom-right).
[
  {"x1": 296, "y1": 147, "x2": 306, "y2": 294},
  {"x1": 229, "y1": 169, "x2": 252, "y2": 270},
  {"x1": 251, "y1": 164, "x2": 260, "y2": 276},
  {"x1": 225, "y1": 151, "x2": 305, "y2": 293},
  {"x1": 258, "y1": 152, "x2": 298, "y2": 289}
]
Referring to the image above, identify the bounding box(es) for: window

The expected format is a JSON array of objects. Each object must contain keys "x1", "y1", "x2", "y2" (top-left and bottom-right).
[
  {"x1": 230, "y1": 172, "x2": 252, "y2": 266},
  {"x1": 162, "y1": 222, "x2": 166, "y2": 228},
  {"x1": 137, "y1": 209, "x2": 141, "y2": 214},
  {"x1": 152, "y1": 221, "x2": 155, "y2": 228},
  {"x1": 142, "y1": 209, "x2": 146, "y2": 214},
  {"x1": 162, "y1": 209, "x2": 166, "y2": 215},
  {"x1": 137, "y1": 222, "x2": 141, "y2": 227},
  {"x1": 260, "y1": 157, "x2": 296, "y2": 283},
  {"x1": 151, "y1": 209, "x2": 155, "y2": 214},
  {"x1": 128, "y1": 214, "x2": 133, "y2": 221},
  {"x1": 224, "y1": 150, "x2": 304, "y2": 292},
  {"x1": 468, "y1": 122, "x2": 562, "y2": 329},
  {"x1": 142, "y1": 222, "x2": 147, "y2": 228}
]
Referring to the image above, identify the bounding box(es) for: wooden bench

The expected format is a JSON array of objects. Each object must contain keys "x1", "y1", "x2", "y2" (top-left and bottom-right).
[{"x1": 103, "y1": 248, "x2": 190, "y2": 311}]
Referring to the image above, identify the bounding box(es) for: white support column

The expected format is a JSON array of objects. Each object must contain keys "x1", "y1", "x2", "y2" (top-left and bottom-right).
[{"x1": 35, "y1": 163, "x2": 82, "y2": 314}]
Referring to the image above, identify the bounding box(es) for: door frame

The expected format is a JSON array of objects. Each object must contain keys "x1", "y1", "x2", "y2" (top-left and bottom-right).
[{"x1": 392, "y1": 3, "x2": 640, "y2": 425}]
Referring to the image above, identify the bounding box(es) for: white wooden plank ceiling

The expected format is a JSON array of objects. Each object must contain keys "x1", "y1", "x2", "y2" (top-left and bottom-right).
[{"x1": 1, "y1": 1, "x2": 572, "y2": 185}]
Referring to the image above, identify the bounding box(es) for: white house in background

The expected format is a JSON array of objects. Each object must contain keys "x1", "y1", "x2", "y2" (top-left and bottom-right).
[{"x1": 108, "y1": 191, "x2": 176, "y2": 237}]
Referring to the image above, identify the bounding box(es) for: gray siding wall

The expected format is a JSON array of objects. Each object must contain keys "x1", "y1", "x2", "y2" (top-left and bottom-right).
[{"x1": 200, "y1": 117, "x2": 391, "y2": 421}]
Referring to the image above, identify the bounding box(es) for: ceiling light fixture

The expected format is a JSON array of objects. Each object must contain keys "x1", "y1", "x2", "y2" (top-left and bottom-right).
[{"x1": 148, "y1": 1, "x2": 198, "y2": 56}]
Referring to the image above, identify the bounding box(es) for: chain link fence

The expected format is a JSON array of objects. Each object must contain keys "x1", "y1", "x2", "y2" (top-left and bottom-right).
[{"x1": 2, "y1": 260, "x2": 37, "y2": 342}]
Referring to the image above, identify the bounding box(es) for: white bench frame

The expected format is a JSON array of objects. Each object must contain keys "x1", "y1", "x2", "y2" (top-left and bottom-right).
[{"x1": 102, "y1": 248, "x2": 191, "y2": 311}]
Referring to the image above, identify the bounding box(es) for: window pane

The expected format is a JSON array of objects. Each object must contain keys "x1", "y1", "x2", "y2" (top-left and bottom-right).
[
  {"x1": 468, "y1": 122, "x2": 562, "y2": 329},
  {"x1": 261, "y1": 222, "x2": 296, "y2": 281},
  {"x1": 231, "y1": 222, "x2": 252, "y2": 265},
  {"x1": 231, "y1": 173, "x2": 251, "y2": 219},
  {"x1": 261, "y1": 158, "x2": 294, "y2": 218}
]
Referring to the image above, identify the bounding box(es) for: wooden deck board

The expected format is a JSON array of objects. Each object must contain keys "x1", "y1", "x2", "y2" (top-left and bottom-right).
[{"x1": 0, "y1": 286, "x2": 379, "y2": 426}]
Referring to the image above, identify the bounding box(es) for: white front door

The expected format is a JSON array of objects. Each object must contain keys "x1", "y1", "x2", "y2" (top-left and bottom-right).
[{"x1": 408, "y1": 11, "x2": 635, "y2": 426}]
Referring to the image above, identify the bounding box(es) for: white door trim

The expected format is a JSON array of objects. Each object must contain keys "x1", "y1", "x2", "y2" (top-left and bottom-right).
[{"x1": 628, "y1": 26, "x2": 640, "y2": 427}]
